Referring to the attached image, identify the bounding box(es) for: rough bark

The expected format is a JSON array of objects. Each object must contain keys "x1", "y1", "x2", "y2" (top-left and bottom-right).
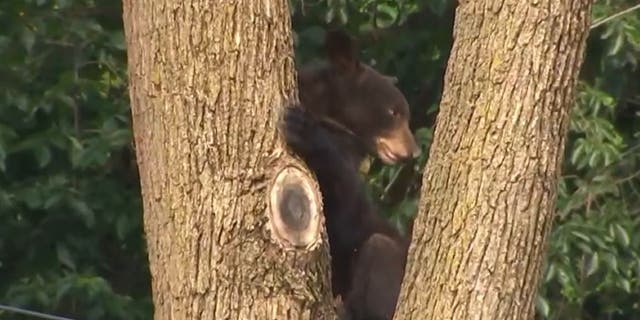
[
  {"x1": 122, "y1": 1, "x2": 335, "y2": 319},
  {"x1": 395, "y1": 1, "x2": 593, "y2": 319}
]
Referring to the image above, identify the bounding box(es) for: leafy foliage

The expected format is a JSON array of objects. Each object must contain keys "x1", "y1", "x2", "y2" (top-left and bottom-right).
[
  {"x1": 536, "y1": 2, "x2": 640, "y2": 318},
  {"x1": 0, "y1": 0, "x2": 639, "y2": 319},
  {"x1": 0, "y1": 1, "x2": 150, "y2": 319}
]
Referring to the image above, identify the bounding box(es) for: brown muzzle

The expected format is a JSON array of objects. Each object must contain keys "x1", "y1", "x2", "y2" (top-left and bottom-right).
[{"x1": 375, "y1": 123, "x2": 421, "y2": 165}]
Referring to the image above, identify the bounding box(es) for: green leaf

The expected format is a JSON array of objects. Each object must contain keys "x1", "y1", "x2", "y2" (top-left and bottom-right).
[
  {"x1": 592, "y1": 235, "x2": 607, "y2": 250},
  {"x1": 116, "y1": 215, "x2": 130, "y2": 241},
  {"x1": 55, "y1": 0, "x2": 72, "y2": 9},
  {"x1": 571, "y1": 230, "x2": 591, "y2": 243},
  {"x1": 375, "y1": 3, "x2": 398, "y2": 28},
  {"x1": 36, "y1": 290, "x2": 50, "y2": 306},
  {"x1": 56, "y1": 243, "x2": 76, "y2": 271},
  {"x1": 535, "y1": 295, "x2": 551, "y2": 318},
  {"x1": 601, "y1": 95, "x2": 615, "y2": 107},
  {"x1": 338, "y1": 7, "x2": 348, "y2": 24},
  {"x1": 544, "y1": 263, "x2": 556, "y2": 282},
  {"x1": 571, "y1": 139, "x2": 584, "y2": 165},
  {"x1": 54, "y1": 280, "x2": 73, "y2": 304},
  {"x1": 603, "y1": 252, "x2": 618, "y2": 272},
  {"x1": 619, "y1": 278, "x2": 631, "y2": 293},
  {"x1": 44, "y1": 192, "x2": 64, "y2": 209},
  {"x1": 575, "y1": 241, "x2": 593, "y2": 254},
  {"x1": 106, "y1": 129, "x2": 132, "y2": 148},
  {"x1": 68, "y1": 136, "x2": 83, "y2": 150},
  {"x1": 34, "y1": 145, "x2": 51, "y2": 168},
  {"x1": 109, "y1": 32, "x2": 126, "y2": 50},
  {"x1": 588, "y1": 151, "x2": 600, "y2": 168},
  {"x1": 21, "y1": 187, "x2": 43, "y2": 209},
  {"x1": 608, "y1": 33, "x2": 624, "y2": 56},
  {"x1": 585, "y1": 252, "x2": 599, "y2": 277},
  {"x1": 68, "y1": 198, "x2": 95, "y2": 228},
  {"x1": 21, "y1": 28, "x2": 35, "y2": 53},
  {"x1": 325, "y1": 8, "x2": 336, "y2": 24},
  {"x1": 613, "y1": 224, "x2": 630, "y2": 247},
  {"x1": 557, "y1": 267, "x2": 573, "y2": 286}
]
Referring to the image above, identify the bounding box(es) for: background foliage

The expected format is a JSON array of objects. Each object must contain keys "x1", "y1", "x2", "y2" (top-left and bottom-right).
[{"x1": 0, "y1": 0, "x2": 638, "y2": 319}]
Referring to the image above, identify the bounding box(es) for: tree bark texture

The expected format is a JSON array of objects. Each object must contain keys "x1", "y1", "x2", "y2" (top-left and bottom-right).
[
  {"x1": 122, "y1": 1, "x2": 334, "y2": 319},
  {"x1": 396, "y1": 1, "x2": 592, "y2": 319}
]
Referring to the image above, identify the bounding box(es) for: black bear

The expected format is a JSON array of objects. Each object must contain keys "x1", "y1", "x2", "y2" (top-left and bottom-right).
[{"x1": 281, "y1": 30, "x2": 420, "y2": 319}]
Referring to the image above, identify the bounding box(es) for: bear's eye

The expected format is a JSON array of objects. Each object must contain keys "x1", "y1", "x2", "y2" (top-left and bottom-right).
[{"x1": 388, "y1": 108, "x2": 399, "y2": 117}]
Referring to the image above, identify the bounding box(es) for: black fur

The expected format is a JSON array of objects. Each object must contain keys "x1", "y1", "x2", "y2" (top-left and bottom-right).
[{"x1": 280, "y1": 106, "x2": 407, "y2": 319}]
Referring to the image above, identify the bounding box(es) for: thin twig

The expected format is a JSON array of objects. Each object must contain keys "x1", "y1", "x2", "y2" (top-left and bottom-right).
[
  {"x1": 0, "y1": 304, "x2": 77, "y2": 320},
  {"x1": 616, "y1": 169, "x2": 640, "y2": 184},
  {"x1": 380, "y1": 164, "x2": 407, "y2": 201},
  {"x1": 591, "y1": 3, "x2": 640, "y2": 30}
]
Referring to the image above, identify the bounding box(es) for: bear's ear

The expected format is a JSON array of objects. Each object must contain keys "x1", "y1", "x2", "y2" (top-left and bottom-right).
[{"x1": 325, "y1": 30, "x2": 360, "y2": 74}]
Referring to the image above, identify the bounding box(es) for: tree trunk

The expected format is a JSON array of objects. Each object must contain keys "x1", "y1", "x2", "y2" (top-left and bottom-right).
[
  {"x1": 395, "y1": 1, "x2": 593, "y2": 319},
  {"x1": 122, "y1": 1, "x2": 335, "y2": 319}
]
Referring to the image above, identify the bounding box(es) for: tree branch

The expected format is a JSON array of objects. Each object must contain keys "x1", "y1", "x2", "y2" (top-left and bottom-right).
[{"x1": 591, "y1": 3, "x2": 640, "y2": 30}]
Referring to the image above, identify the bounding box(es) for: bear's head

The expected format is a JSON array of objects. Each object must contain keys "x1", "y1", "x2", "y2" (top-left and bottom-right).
[{"x1": 298, "y1": 30, "x2": 420, "y2": 165}]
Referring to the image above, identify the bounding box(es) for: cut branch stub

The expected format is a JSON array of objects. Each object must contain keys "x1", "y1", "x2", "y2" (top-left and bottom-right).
[{"x1": 268, "y1": 161, "x2": 323, "y2": 250}]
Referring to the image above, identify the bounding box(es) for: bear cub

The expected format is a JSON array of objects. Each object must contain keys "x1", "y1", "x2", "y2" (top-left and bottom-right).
[{"x1": 280, "y1": 30, "x2": 420, "y2": 320}]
